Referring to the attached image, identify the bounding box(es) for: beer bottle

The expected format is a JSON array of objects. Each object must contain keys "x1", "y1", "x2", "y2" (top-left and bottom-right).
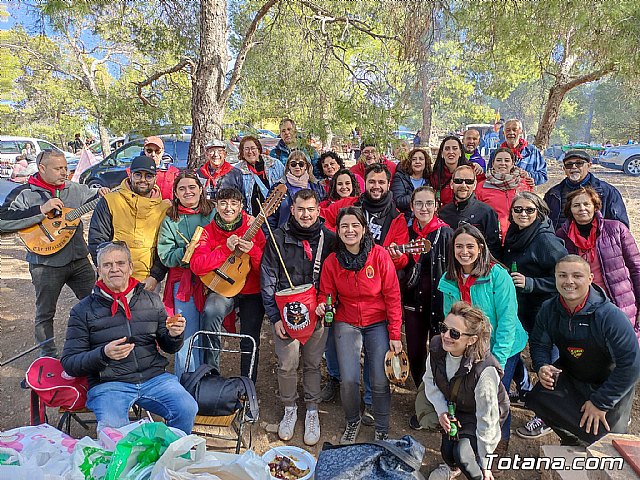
[
  {"x1": 324, "y1": 294, "x2": 334, "y2": 327},
  {"x1": 511, "y1": 261, "x2": 518, "y2": 273},
  {"x1": 447, "y1": 401, "x2": 459, "y2": 441}
]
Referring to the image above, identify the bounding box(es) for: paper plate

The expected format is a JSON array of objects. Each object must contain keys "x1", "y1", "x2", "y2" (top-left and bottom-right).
[{"x1": 262, "y1": 445, "x2": 316, "y2": 480}]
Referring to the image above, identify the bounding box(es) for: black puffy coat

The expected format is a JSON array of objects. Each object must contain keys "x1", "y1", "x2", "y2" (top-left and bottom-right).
[
  {"x1": 61, "y1": 283, "x2": 183, "y2": 388},
  {"x1": 500, "y1": 218, "x2": 568, "y2": 332},
  {"x1": 390, "y1": 168, "x2": 424, "y2": 219}
]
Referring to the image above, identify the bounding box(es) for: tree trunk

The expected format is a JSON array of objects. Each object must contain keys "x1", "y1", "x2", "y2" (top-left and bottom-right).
[
  {"x1": 420, "y1": 68, "x2": 435, "y2": 147},
  {"x1": 188, "y1": 0, "x2": 228, "y2": 169},
  {"x1": 534, "y1": 83, "x2": 568, "y2": 151},
  {"x1": 98, "y1": 121, "x2": 111, "y2": 157},
  {"x1": 583, "y1": 86, "x2": 596, "y2": 143}
]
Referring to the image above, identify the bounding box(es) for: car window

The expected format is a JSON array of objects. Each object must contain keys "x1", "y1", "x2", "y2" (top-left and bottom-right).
[
  {"x1": 37, "y1": 140, "x2": 63, "y2": 154},
  {"x1": 174, "y1": 141, "x2": 190, "y2": 168},
  {"x1": 113, "y1": 142, "x2": 144, "y2": 166},
  {"x1": 0, "y1": 141, "x2": 20, "y2": 154}
]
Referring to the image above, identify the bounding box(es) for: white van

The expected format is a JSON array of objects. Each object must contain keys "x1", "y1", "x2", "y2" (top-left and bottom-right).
[{"x1": 0, "y1": 136, "x2": 77, "y2": 178}]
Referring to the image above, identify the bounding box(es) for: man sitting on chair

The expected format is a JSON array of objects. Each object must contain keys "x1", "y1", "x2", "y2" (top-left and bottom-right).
[{"x1": 61, "y1": 241, "x2": 198, "y2": 434}]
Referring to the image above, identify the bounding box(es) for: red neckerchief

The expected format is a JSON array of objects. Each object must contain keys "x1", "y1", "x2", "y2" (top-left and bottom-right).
[
  {"x1": 177, "y1": 205, "x2": 199, "y2": 215},
  {"x1": 413, "y1": 215, "x2": 449, "y2": 237},
  {"x1": 457, "y1": 274, "x2": 478, "y2": 305},
  {"x1": 198, "y1": 162, "x2": 233, "y2": 190},
  {"x1": 96, "y1": 277, "x2": 139, "y2": 320},
  {"x1": 501, "y1": 139, "x2": 528, "y2": 160},
  {"x1": 560, "y1": 293, "x2": 589, "y2": 316},
  {"x1": 301, "y1": 240, "x2": 313, "y2": 261},
  {"x1": 28, "y1": 173, "x2": 64, "y2": 197},
  {"x1": 246, "y1": 162, "x2": 266, "y2": 179},
  {"x1": 163, "y1": 268, "x2": 206, "y2": 314},
  {"x1": 566, "y1": 218, "x2": 598, "y2": 262}
]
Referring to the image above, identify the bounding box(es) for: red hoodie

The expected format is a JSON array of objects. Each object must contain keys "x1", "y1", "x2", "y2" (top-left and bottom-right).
[{"x1": 190, "y1": 211, "x2": 265, "y2": 294}]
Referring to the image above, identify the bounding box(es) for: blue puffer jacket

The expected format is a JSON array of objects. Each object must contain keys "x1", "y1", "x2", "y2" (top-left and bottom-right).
[
  {"x1": 544, "y1": 173, "x2": 629, "y2": 230},
  {"x1": 438, "y1": 264, "x2": 528, "y2": 368},
  {"x1": 269, "y1": 139, "x2": 321, "y2": 178},
  {"x1": 531, "y1": 285, "x2": 640, "y2": 411}
]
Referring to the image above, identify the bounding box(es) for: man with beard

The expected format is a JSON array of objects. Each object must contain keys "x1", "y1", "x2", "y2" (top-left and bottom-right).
[
  {"x1": 495, "y1": 119, "x2": 547, "y2": 186},
  {"x1": 438, "y1": 164, "x2": 502, "y2": 258},
  {"x1": 349, "y1": 142, "x2": 397, "y2": 181},
  {"x1": 543, "y1": 150, "x2": 629, "y2": 230},
  {"x1": 462, "y1": 128, "x2": 486, "y2": 171},
  {"x1": 270, "y1": 118, "x2": 321, "y2": 178},
  {"x1": 196, "y1": 138, "x2": 243, "y2": 201},
  {"x1": 260, "y1": 189, "x2": 335, "y2": 446},
  {"x1": 89, "y1": 156, "x2": 169, "y2": 291}
]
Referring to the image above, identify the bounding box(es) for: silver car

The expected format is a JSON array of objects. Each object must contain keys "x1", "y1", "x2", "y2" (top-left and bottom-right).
[{"x1": 600, "y1": 144, "x2": 640, "y2": 176}]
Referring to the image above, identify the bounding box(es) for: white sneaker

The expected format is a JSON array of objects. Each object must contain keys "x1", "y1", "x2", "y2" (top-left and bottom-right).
[
  {"x1": 278, "y1": 406, "x2": 298, "y2": 441},
  {"x1": 428, "y1": 464, "x2": 461, "y2": 480},
  {"x1": 303, "y1": 409, "x2": 320, "y2": 446}
]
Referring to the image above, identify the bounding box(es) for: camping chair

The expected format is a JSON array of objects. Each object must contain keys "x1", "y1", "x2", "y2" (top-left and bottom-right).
[
  {"x1": 56, "y1": 405, "x2": 145, "y2": 436},
  {"x1": 185, "y1": 330, "x2": 257, "y2": 454}
]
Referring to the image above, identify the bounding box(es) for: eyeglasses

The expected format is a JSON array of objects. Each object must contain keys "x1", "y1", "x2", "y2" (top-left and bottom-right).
[
  {"x1": 243, "y1": 147, "x2": 259, "y2": 153},
  {"x1": 452, "y1": 178, "x2": 475, "y2": 185},
  {"x1": 96, "y1": 240, "x2": 128, "y2": 252},
  {"x1": 144, "y1": 148, "x2": 162, "y2": 155},
  {"x1": 132, "y1": 171, "x2": 156, "y2": 181},
  {"x1": 563, "y1": 161, "x2": 587, "y2": 169},
  {"x1": 208, "y1": 149, "x2": 225, "y2": 157},
  {"x1": 438, "y1": 322, "x2": 475, "y2": 340},
  {"x1": 217, "y1": 200, "x2": 242, "y2": 208},
  {"x1": 413, "y1": 200, "x2": 436, "y2": 209},
  {"x1": 289, "y1": 161, "x2": 306, "y2": 168},
  {"x1": 512, "y1": 206, "x2": 537, "y2": 215}
]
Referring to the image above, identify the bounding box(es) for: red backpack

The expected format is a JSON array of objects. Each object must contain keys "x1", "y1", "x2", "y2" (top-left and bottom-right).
[{"x1": 24, "y1": 357, "x2": 89, "y2": 424}]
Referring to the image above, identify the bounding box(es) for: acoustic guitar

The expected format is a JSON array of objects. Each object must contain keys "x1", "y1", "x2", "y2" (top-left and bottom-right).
[
  {"x1": 386, "y1": 237, "x2": 432, "y2": 255},
  {"x1": 200, "y1": 184, "x2": 287, "y2": 298},
  {"x1": 18, "y1": 195, "x2": 104, "y2": 256}
]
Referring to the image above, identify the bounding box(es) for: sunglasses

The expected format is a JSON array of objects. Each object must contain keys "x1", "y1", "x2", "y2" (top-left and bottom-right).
[
  {"x1": 144, "y1": 148, "x2": 162, "y2": 155},
  {"x1": 452, "y1": 178, "x2": 475, "y2": 185},
  {"x1": 512, "y1": 206, "x2": 537, "y2": 215},
  {"x1": 563, "y1": 161, "x2": 587, "y2": 169},
  {"x1": 439, "y1": 322, "x2": 475, "y2": 340},
  {"x1": 289, "y1": 161, "x2": 307, "y2": 168}
]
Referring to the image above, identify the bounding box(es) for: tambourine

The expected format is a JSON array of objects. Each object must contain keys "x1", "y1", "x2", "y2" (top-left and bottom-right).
[{"x1": 384, "y1": 350, "x2": 410, "y2": 386}]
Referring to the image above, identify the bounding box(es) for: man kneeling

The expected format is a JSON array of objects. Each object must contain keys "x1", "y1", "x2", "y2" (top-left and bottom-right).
[
  {"x1": 526, "y1": 254, "x2": 640, "y2": 446},
  {"x1": 61, "y1": 241, "x2": 198, "y2": 434}
]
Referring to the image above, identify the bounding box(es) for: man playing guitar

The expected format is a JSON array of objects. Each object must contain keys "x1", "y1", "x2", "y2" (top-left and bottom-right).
[{"x1": 0, "y1": 150, "x2": 109, "y2": 357}]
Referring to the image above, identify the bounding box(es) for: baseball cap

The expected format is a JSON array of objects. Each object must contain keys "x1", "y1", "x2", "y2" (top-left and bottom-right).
[
  {"x1": 205, "y1": 138, "x2": 226, "y2": 149},
  {"x1": 130, "y1": 155, "x2": 157, "y2": 174},
  {"x1": 144, "y1": 136, "x2": 164, "y2": 150},
  {"x1": 563, "y1": 150, "x2": 591, "y2": 164}
]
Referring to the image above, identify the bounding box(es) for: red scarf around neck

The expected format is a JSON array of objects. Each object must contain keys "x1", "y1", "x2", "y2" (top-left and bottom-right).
[
  {"x1": 566, "y1": 218, "x2": 598, "y2": 262},
  {"x1": 457, "y1": 274, "x2": 478, "y2": 305},
  {"x1": 247, "y1": 161, "x2": 266, "y2": 179},
  {"x1": 501, "y1": 138, "x2": 528, "y2": 160},
  {"x1": 28, "y1": 173, "x2": 65, "y2": 196},
  {"x1": 177, "y1": 205, "x2": 200, "y2": 215},
  {"x1": 199, "y1": 162, "x2": 233, "y2": 188},
  {"x1": 413, "y1": 215, "x2": 449, "y2": 238},
  {"x1": 96, "y1": 277, "x2": 139, "y2": 320}
]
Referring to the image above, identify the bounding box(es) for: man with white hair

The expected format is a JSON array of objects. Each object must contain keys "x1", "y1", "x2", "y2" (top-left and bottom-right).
[{"x1": 495, "y1": 119, "x2": 547, "y2": 185}]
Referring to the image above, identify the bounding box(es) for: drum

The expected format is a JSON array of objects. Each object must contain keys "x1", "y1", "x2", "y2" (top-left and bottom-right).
[{"x1": 275, "y1": 284, "x2": 319, "y2": 344}]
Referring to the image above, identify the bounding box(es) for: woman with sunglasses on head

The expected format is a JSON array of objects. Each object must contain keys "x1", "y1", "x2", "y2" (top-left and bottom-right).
[
  {"x1": 391, "y1": 147, "x2": 433, "y2": 219},
  {"x1": 438, "y1": 224, "x2": 527, "y2": 453},
  {"x1": 267, "y1": 150, "x2": 325, "y2": 231},
  {"x1": 236, "y1": 135, "x2": 285, "y2": 218},
  {"x1": 319, "y1": 168, "x2": 361, "y2": 209},
  {"x1": 317, "y1": 206, "x2": 403, "y2": 444},
  {"x1": 157, "y1": 171, "x2": 216, "y2": 378},
  {"x1": 430, "y1": 136, "x2": 483, "y2": 207},
  {"x1": 425, "y1": 302, "x2": 509, "y2": 480},
  {"x1": 499, "y1": 192, "x2": 568, "y2": 440},
  {"x1": 476, "y1": 147, "x2": 533, "y2": 241},
  {"x1": 557, "y1": 187, "x2": 640, "y2": 340}
]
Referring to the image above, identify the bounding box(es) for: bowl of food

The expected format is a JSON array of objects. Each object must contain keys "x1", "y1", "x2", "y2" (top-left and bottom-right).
[{"x1": 262, "y1": 446, "x2": 316, "y2": 480}]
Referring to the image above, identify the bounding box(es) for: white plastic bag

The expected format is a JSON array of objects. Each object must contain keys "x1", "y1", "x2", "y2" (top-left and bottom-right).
[
  {"x1": 181, "y1": 450, "x2": 270, "y2": 480},
  {"x1": 150, "y1": 435, "x2": 206, "y2": 478}
]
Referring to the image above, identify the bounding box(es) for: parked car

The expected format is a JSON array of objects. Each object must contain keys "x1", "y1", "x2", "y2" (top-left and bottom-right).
[
  {"x1": 77, "y1": 134, "x2": 239, "y2": 188},
  {"x1": 599, "y1": 144, "x2": 640, "y2": 176},
  {"x1": 88, "y1": 137, "x2": 127, "y2": 161},
  {"x1": 0, "y1": 136, "x2": 77, "y2": 178}
]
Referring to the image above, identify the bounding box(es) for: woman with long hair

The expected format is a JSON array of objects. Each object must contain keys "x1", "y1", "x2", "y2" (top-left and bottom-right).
[
  {"x1": 157, "y1": 171, "x2": 215, "y2": 378},
  {"x1": 438, "y1": 224, "x2": 528, "y2": 452},
  {"x1": 557, "y1": 187, "x2": 640, "y2": 338},
  {"x1": 476, "y1": 147, "x2": 533, "y2": 240},
  {"x1": 317, "y1": 206, "x2": 403, "y2": 444},
  {"x1": 319, "y1": 168, "x2": 362, "y2": 209},
  {"x1": 236, "y1": 135, "x2": 285, "y2": 217},
  {"x1": 318, "y1": 151, "x2": 344, "y2": 194},
  {"x1": 391, "y1": 147, "x2": 433, "y2": 218},
  {"x1": 267, "y1": 150, "x2": 325, "y2": 230},
  {"x1": 430, "y1": 136, "x2": 478, "y2": 207},
  {"x1": 426, "y1": 302, "x2": 508, "y2": 480}
]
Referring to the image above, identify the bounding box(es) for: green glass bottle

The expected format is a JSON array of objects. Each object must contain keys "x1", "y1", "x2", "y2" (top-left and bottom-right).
[
  {"x1": 511, "y1": 261, "x2": 518, "y2": 273},
  {"x1": 447, "y1": 401, "x2": 459, "y2": 441},
  {"x1": 324, "y1": 294, "x2": 334, "y2": 327}
]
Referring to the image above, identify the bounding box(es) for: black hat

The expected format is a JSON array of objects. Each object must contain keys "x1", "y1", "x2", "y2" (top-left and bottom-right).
[
  {"x1": 563, "y1": 150, "x2": 591, "y2": 164},
  {"x1": 130, "y1": 155, "x2": 157, "y2": 174}
]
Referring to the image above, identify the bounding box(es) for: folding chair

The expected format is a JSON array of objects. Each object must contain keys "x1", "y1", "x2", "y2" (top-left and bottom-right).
[
  {"x1": 185, "y1": 330, "x2": 257, "y2": 454},
  {"x1": 57, "y1": 405, "x2": 144, "y2": 436}
]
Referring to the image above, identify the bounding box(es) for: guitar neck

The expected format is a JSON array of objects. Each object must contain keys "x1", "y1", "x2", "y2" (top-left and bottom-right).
[
  {"x1": 234, "y1": 213, "x2": 265, "y2": 253},
  {"x1": 65, "y1": 195, "x2": 101, "y2": 221}
]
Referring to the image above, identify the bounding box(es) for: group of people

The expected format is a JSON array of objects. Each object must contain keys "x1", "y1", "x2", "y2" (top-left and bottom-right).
[{"x1": 1, "y1": 116, "x2": 639, "y2": 480}]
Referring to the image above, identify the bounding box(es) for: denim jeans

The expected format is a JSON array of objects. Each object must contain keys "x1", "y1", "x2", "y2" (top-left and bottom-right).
[
  {"x1": 86, "y1": 373, "x2": 198, "y2": 434},
  {"x1": 325, "y1": 326, "x2": 373, "y2": 404},
  {"x1": 334, "y1": 321, "x2": 391, "y2": 433},
  {"x1": 172, "y1": 283, "x2": 203, "y2": 379},
  {"x1": 29, "y1": 258, "x2": 95, "y2": 357},
  {"x1": 501, "y1": 353, "x2": 520, "y2": 440},
  {"x1": 201, "y1": 291, "x2": 234, "y2": 371}
]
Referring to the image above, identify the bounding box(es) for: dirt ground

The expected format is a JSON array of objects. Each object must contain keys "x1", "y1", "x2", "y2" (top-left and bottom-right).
[{"x1": 1, "y1": 159, "x2": 639, "y2": 478}]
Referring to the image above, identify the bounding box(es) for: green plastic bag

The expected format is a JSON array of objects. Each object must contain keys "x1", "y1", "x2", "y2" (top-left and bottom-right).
[{"x1": 104, "y1": 422, "x2": 186, "y2": 480}]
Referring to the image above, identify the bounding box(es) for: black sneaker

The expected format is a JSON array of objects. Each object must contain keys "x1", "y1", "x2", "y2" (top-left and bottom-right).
[
  {"x1": 409, "y1": 414, "x2": 423, "y2": 431},
  {"x1": 340, "y1": 420, "x2": 361, "y2": 444},
  {"x1": 516, "y1": 416, "x2": 553, "y2": 439},
  {"x1": 508, "y1": 390, "x2": 525, "y2": 408},
  {"x1": 374, "y1": 431, "x2": 389, "y2": 441},
  {"x1": 361, "y1": 405, "x2": 375, "y2": 427},
  {"x1": 319, "y1": 377, "x2": 340, "y2": 402}
]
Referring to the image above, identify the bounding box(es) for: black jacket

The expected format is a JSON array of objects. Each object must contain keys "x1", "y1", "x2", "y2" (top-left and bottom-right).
[
  {"x1": 260, "y1": 220, "x2": 336, "y2": 324},
  {"x1": 437, "y1": 194, "x2": 502, "y2": 258},
  {"x1": 500, "y1": 218, "x2": 568, "y2": 332},
  {"x1": 531, "y1": 286, "x2": 640, "y2": 411},
  {"x1": 61, "y1": 284, "x2": 183, "y2": 388},
  {"x1": 390, "y1": 168, "x2": 419, "y2": 219}
]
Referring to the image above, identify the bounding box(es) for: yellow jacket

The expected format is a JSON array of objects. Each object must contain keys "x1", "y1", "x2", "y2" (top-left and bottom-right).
[{"x1": 104, "y1": 179, "x2": 169, "y2": 280}]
